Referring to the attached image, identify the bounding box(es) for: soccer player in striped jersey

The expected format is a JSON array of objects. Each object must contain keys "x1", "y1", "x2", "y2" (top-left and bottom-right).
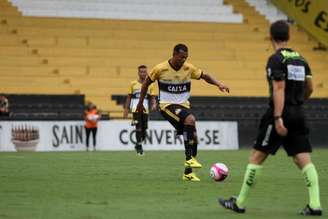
[
  {"x1": 124, "y1": 65, "x2": 157, "y2": 155},
  {"x1": 136, "y1": 44, "x2": 230, "y2": 181}
]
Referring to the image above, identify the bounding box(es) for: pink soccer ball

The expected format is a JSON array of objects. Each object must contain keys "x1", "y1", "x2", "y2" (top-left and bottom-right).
[{"x1": 210, "y1": 162, "x2": 229, "y2": 182}]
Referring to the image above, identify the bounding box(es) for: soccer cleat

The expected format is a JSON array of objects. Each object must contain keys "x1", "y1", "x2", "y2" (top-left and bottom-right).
[
  {"x1": 136, "y1": 148, "x2": 144, "y2": 156},
  {"x1": 182, "y1": 172, "x2": 200, "y2": 182},
  {"x1": 218, "y1": 196, "x2": 246, "y2": 213},
  {"x1": 184, "y1": 157, "x2": 202, "y2": 168},
  {"x1": 300, "y1": 205, "x2": 322, "y2": 216},
  {"x1": 191, "y1": 157, "x2": 202, "y2": 168},
  {"x1": 136, "y1": 150, "x2": 144, "y2": 156},
  {"x1": 135, "y1": 145, "x2": 144, "y2": 156}
]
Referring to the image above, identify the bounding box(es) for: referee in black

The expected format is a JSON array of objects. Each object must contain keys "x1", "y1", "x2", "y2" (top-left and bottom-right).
[{"x1": 219, "y1": 20, "x2": 322, "y2": 216}]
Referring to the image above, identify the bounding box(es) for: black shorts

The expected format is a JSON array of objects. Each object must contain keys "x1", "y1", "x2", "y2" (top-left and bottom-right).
[
  {"x1": 132, "y1": 112, "x2": 148, "y2": 130},
  {"x1": 160, "y1": 104, "x2": 192, "y2": 135},
  {"x1": 254, "y1": 106, "x2": 312, "y2": 156}
]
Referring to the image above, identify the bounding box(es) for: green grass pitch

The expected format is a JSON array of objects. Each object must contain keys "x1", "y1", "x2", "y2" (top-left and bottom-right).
[{"x1": 0, "y1": 149, "x2": 327, "y2": 219}]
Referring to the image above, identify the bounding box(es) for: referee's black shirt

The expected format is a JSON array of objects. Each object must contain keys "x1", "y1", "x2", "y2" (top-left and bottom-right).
[{"x1": 266, "y1": 48, "x2": 311, "y2": 107}]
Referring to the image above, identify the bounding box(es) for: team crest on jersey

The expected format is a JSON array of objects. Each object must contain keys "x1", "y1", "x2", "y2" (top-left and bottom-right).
[{"x1": 175, "y1": 109, "x2": 182, "y2": 115}]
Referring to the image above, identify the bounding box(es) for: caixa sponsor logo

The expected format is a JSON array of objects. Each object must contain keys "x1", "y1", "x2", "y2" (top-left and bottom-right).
[{"x1": 167, "y1": 84, "x2": 188, "y2": 92}]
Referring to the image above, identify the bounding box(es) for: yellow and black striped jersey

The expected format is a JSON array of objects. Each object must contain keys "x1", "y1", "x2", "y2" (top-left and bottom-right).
[
  {"x1": 128, "y1": 80, "x2": 156, "y2": 113},
  {"x1": 148, "y1": 60, "x2": 202, "y2": 109}
]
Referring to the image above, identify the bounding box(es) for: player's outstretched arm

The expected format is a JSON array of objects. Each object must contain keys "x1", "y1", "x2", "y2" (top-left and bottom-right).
[
  {"x1": 136, "y1": 77, "x2": 153, "y2": 113},
  {"x1": 201, "y1": 73, "x2": 230, "y2": 93}
]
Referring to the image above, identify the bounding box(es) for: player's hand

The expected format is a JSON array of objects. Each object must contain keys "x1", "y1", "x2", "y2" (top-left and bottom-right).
[
  {"x1": 150, "y1": 103, "x2": 157, "y2": 112},
  {"x1": 218, "y1": 82, "x2": 230, "y2": 93},
  {"x1": 136, "y1": 102, "x2": 145, "y2": 113},
  {"x1": 275, "y1": 118, "x2": 288, "y2": 137}
]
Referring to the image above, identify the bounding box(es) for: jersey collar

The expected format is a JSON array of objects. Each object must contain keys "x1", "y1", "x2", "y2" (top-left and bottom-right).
[{"x1": 168, "y1": 60, "x2": 183, "y2": 71}]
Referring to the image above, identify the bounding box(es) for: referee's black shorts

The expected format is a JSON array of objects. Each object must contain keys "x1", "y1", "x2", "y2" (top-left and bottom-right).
[
  {"x1": 132, "y1": 112, "x2": 148, "y2": 130},
  {"x1": 160, "y1": 104, "x2": 192, "y2": 135},
  {"x1": 253, "y1": 106, "x2": 312, "y2": 156}
]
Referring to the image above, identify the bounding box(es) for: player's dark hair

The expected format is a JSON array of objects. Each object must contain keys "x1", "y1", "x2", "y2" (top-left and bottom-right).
[
  {"x1": 138, "y1": 65, "x2": 147, "y2": 70},
  {"x1": 173, "y1": 44, "x2": 188, "y2": 53},
  {"x1": 270, "y1": 20, "x2": 290, "y2": 42}
]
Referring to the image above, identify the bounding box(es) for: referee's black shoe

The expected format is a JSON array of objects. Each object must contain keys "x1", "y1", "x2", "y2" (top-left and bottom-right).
[
  {"x1": 300, "y1": 205, "x2": 322, "y2": 216},
  {"x1": 218, "y1": 196, "x2": 245, "y2": 213}
]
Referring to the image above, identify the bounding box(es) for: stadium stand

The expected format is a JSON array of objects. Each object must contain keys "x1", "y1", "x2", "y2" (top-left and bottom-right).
[
  {"x1": 0, "y1": 0, "x2": 327, "y2": 121},
  {"x1": 245, "y1": 0, "x2": 287, "y2": 23},
  {"x1": 0, "y1": 94, "x2": 85, "y2": 120},
  {"x1": 8, "y1": 0, "x2": 243, "y2": 23}
]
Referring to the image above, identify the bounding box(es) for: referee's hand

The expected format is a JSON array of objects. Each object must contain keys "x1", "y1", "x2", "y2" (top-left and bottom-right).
[{"x1": 275, "y1": 118, "x2": 288, "y2": 136}]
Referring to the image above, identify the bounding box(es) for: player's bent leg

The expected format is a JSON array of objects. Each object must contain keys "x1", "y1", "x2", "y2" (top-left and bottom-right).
[
  {"x1": 236, "y1": 150, "x2": 267, "y2": 208},
  {"x1": 293, "y1": 152, "x2": 311, "y2": 169},
  {"x1": 183, "y1": 122, "x2": 194, "y2": 173},
  {"x1": 160, "y1": 105, "x2": 197, "y2": 179},
  {"x1": 249, "y1": 149, "x2": 269, "y2": 165},
  {"x1": 293, "y1": 153, "x2": 322, "y2": 215},
  {"x1": 183, "y1": 114, "x2": 202, "y2": 169},
  {"x1": 183, "y1": 114, "x2": 195, "y2": 165},
  {"x1": 219, "y1": 149, "x2": 267, "y2": 212},
  {"x1": 182, "y1": 114, "x2": 200, "y2": 180},
  {"x1": 191, "y1": 137, "x2": 202, "y2": 168}
]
